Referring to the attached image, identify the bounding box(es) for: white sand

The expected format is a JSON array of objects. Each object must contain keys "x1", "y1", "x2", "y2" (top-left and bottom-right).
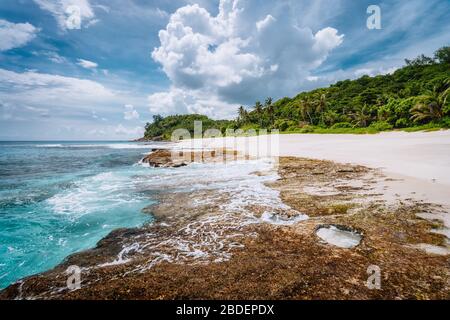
[
  {"x1": 180, "y1": 130, "x2": 450, "y2": 254},
  {"x1": 182, "y1": 130, "x2": 450, "y2": 184},
  {"x1": 180, "y1": 129, "x2": 450, "y2": 222}
]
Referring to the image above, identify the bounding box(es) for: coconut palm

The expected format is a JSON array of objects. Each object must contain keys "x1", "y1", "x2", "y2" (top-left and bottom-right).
[
  {"x1": 254, "y1": 101, "x2": 263, "y2": 114},
  {"x1": 237, "y1": 106, "x2": 247, "y2": 123},
  {"x1": 265, "y1": 97, "x2": 274, "y2": 126},
  {"x1": 298, "y1": 98, "x2": 314, "y2": 124},
  {"x1": 352, "y1": 104, "x2": 372, "y2": 127},
  {"x1": 315, "y1": 94, "x2": 327, "y2": 125},
  {"x1": 254, "y1": 101, "x2": 263, "y2": 126},
  {"x1": 410, "y1": 81, "x2": 449, "y2": 123}
]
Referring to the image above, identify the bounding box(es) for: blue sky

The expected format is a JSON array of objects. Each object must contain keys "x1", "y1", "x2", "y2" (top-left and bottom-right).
[{"x1": 0, "y1": 0, "x2": 449, "y2": 140}]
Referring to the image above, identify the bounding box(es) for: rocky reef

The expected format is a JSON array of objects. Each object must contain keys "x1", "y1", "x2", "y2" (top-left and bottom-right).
[
  {"x1": 1, "y1": 156, "x2": 448, "y2": 300},
  {"x1": 140, "y1": 149, "x2": 245, "y2": 167}
]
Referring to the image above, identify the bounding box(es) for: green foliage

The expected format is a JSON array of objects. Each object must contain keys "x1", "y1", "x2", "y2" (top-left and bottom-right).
[
  {"x1": 239, "y1": 123, "x2": 261, "y2": 132},
  {"x1": 410, "y1": 82, "x2": 449, "y2": 123},
  {"x1": 273, "y1": 119, "x2": 296, "y2": 131},
  {"x1": 402, "y1": 123, "x2": 444, "y2": 132},
  {"x1": 441, "y1": 117, "x2": 450, "y2": 128},
  {"x1": 143, "y1": 47, "x2": 450, "y2": 140},
  {"x1": 434, "y1": 46, "x2": 450, "y2": 64},
  {"x1": 297, "y1": 125, "x2": 315, "y2": 133},
  {"x1": 395, "y1": 118, "x2": 410, "y2": 128},
  {"x1": 378, "y1": 97, "x2": 417, "y2": 127},
  {"x1": 144, "y1": 114, "x2": 233, "y2": 140},
  {"x1": 236, "y1": 46, "x2": 449, "y2": 134},
  {"x1": 282, "y1": 126, "x2": 381, "y2": 134},
  {"x1": 405, "y1": 54, "x2": 435, "y2": 67},
  {"x1": 331, "y1": 122, "x2": 353, "y2": 129},
  {"x1": 368, "y1": 121, "x2": 393, "y2": 131}
]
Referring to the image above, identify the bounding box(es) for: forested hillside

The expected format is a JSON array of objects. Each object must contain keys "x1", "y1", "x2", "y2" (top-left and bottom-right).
[
  {"x1": 143, "y1": 46, "x2": 450, "y2": 140},
  {"x1": 143, "y1": 114, "x2": 233, "y2": 140}
]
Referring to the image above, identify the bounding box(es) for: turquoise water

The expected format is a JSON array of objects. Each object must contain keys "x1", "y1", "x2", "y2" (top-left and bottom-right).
[{"x1": 0, "y1": 141, "x2": 160, "y2": 289}]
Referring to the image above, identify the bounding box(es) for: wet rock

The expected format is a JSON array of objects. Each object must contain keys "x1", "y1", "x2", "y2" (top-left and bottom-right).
[
  {"x1": 141, "y1": 149, "x2": 245, "y2": 168},
  {"x1": 141, "y1": 149, "x2": 188, "y2": 168}
]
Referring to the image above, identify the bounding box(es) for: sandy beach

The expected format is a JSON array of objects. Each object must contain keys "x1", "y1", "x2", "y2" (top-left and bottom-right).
[
  {"x1": 180, "y1": 130, "x2": 450, "y2": 205},
  {"x1": 181, "y1": 131, "x2": 450, "y2": 182}
]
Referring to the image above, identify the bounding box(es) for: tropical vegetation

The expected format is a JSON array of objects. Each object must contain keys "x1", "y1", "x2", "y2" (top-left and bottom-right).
[{"x1": 143, "y1": 46, "x2": 450, "y2": 140}]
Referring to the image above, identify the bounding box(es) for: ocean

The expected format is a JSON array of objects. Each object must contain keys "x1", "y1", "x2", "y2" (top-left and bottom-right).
[
  {"x1": 0, "y1": 141, "x2": 288, "y2": 290},
  {"x1": 0, "y1": 141, "x2": 166, "y2": 289}
]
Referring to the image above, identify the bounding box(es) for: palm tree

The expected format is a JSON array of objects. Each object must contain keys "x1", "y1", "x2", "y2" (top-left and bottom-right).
[
  {"x1": 315, "y1": 94, "x2": 327, "y2": 125},
  {"x1": 299, "y1": 98, "x2": 314, "y2": 124},
  {"x1": 254, "y1": 101, "x2": 263, "y2": 114},
  {"x1": 237, "y1": 106, "x2": 247, "y2": 123},
  {"x1": 375, "y1": 94, "x2": 390, "y2": 107},
  {"x1": 265, "y1": 97, "x2": 274, "y2": 126},
  {"x1": 254, "y1": 101, "x2": 263, "y2": 126},
  {"x1": 352, "y1": 104, "x2": 372, "y2": 127},
  {"x1": 411, "y1": 81, "x2": 449, "y2": 123}
]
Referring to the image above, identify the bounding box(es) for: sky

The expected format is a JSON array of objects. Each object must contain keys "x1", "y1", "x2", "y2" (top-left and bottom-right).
[{"x1": 0, "y1": 0, "x2": 449, "y2": 140}]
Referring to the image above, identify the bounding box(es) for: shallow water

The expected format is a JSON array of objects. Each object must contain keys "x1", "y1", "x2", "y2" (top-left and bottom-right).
[
  {"x1": 316, "y1": 225, "x2": 362, "y2": 248},
  {"x1": 0, "y1": 141, "x2": 295, "y2": 289},
  {"x1": 95, "y1": 157, "x2": 301, "y2": 271},
  {"x1": 0, "y1": 141, "x2": 168, "y2": 288}
]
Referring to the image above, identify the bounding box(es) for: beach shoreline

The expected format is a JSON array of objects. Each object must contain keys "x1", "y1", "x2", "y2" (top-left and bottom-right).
[
  {"x1": 1, "y1": 134, "x2": 449, "y2": 299},
  {"x1": 179, "y1": 130, "x2": 450, "y2": 205}
]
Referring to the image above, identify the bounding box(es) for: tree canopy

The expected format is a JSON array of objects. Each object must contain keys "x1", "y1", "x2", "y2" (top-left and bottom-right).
[{"x1": 143, "y1": 46, "x2": 450, "y2": 140}]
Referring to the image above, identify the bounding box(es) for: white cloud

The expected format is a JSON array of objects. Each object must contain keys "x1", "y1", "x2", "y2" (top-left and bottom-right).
[
  {"x1": 0, "y1": 68, "x2": 115, "y2": 119},
  {"x1": 307, "y1": 76, "x2": 319, "y2": 82},
  {"x1": 0, "y1": 100, "x2": 15, "y2": 120},
  {"x1": 85, "y1": 18, "x2": 100, "y2": 28},
  {"x1": 354, "y1": 68, "x2": 374, "y2": 77},
  {"x1": 155, "y1": 8, "x2": 169, "y2": 19},
  {"x1": 150, "y1": 0, "x2": 344, "y2": 118},
  {"x1": 88, "y1": 128, "x2": 106, "y2": 136},
  {"x1": 26, "y1": 106, "x2": 50, "y2": 117},
  {"x1": 0, "y1": 68, "x2": 152, "y2": 139},
  {"x1": 123, "y1": 104, "x2": 140, "y2": 120},
  {"x1": 46, "y1": 52, "x2": 66, "y2": 63},
  {"x1": 0, "y1": 19, "x2": 39, "y2": 51},
  {"x1": 256, "y1": 14, "x2": 276, "y2": 31},
  {"x1": 0, "y1": 68, "x2": 113, "y2": 98},
  {"x1": 313, "y1": 27, "x2": 344, "y2": 56},
  {"x1": 77, "y1": 58, "x2": 98, "y2": 69},
  {"x1": 354, "y1": 66, "x2": 399, "y2": 77},
  {"x1": 148, "y1": 87, "x2": 236, "y2": 119},
  {"x1": 33, "y1": 0, "x2": 96, "y2": 30},
  {"x1": 114, "y1": 124, "x2": 144, "y2": 137},
  {"x1": 300, "y1": 64, "x2": 402, "y2": 94},
  {"x1": 32, "y1": 51, "x2": 68, "y2": 64}
]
